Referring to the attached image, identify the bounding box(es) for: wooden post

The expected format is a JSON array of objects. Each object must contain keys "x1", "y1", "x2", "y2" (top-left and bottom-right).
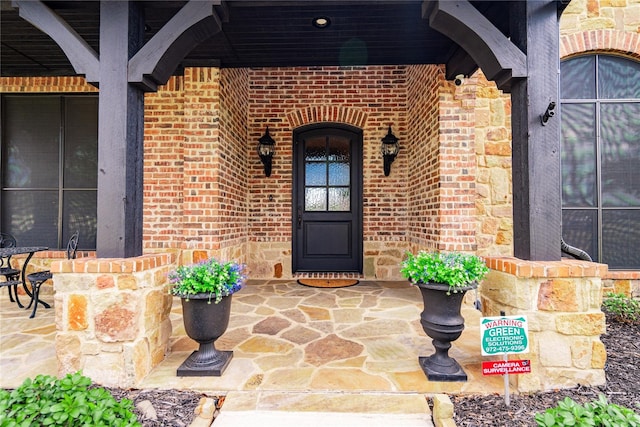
[
  {"x1": 96, "y1": 1, "x2": 145, "y2": 257},
  {"x1": 510, "y1": 1, "x2": 562, "y2": 261}
]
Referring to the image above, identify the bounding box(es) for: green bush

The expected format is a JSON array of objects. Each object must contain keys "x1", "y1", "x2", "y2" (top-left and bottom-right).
[
  {"x1": 0, "y1": 372, "x2": 140, "y2": 427},
  {"x1": 535, "y1": 395, "x2": 640, "y2": 427},
  {"x1": 602, "y1": 292, "x2": 640, "y2": 324}
]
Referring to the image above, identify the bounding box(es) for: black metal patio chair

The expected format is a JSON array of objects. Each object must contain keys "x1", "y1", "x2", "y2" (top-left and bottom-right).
[
  {"x1": 26, "y1": 231, "x2": 79, "y2": 318},
  {"x1": 0, "y1": 232, "x2": 21, "y2": 303}
]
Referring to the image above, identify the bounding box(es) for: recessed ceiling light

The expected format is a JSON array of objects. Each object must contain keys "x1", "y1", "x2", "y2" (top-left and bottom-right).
[{"x1": 312, "y1": 17, "x2": 330, "y2": 29}]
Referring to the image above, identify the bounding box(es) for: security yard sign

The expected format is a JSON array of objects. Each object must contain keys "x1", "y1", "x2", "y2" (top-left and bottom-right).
[
  {"x1": 481, "y1": 315, "x2": 529, "y2": 356},
  {"x1": 482, "y1": 360, "x2": 531, "y2": 376}
]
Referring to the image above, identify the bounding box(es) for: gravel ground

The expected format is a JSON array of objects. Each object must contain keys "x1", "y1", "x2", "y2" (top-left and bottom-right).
[{"x1": 108, "y1": 314, "x2": 639, "y2": 427}]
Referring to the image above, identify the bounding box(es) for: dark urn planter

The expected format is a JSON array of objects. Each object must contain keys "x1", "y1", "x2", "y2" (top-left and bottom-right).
[
  {"x1": 177, "y1": 293, "x2": 233, "y2": 376},
  {"x1": 416, "y1": 281, "x2": 476, "y2": 382}
]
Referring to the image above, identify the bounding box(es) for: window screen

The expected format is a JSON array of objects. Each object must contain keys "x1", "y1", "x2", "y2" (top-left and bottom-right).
[
  {"x1": 1, "y1": 95, "x2": 98, "y2": 249},
  {"x1": 561, "y1": 55, "x2": 640, "y2": 269}
]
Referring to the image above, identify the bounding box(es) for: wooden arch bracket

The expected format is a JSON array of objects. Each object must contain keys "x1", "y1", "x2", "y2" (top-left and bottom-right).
[
  {"x1": 128, "y1": 0, "x2": 223, "y2": 91},
  {"x1": 424, "y1": 0, "x2": 527, "y2": 92},
  {"x1": 12, "y1": 0, "x2": 100, "y2": 83}
]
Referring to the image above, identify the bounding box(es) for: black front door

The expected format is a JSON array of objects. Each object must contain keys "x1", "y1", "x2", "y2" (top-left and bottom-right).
[{"x1": 293, "y1": 124, "x2": 363, "y2": 272}]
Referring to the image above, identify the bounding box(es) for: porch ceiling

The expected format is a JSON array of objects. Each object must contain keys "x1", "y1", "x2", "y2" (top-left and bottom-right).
[{"x1": 0, "y1": 0, "x2": 511, "y2": 77}]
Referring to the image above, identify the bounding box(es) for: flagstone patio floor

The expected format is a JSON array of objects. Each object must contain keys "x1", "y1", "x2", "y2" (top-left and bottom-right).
[{"x1": 1, "y1": 280, "x2": 508, "y2": 424}]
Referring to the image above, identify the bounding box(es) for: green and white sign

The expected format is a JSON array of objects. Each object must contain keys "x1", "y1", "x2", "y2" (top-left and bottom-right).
[{"x1": 481, "y1": 315, "x2": 529, "y2": 356}]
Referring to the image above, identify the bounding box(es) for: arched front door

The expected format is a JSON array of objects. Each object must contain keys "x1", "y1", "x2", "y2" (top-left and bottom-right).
[{"x1": 292, "y1": 124, "x2": 363, "y2": 272}]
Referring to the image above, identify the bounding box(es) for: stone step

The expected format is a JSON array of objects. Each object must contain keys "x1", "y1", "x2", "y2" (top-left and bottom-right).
[{"x1": 212, "y1": 391, "x2": 434, "y2": 427}]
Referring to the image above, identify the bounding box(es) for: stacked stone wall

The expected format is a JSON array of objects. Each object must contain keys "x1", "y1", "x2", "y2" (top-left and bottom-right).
[
  {"x1": 481, "y1": 258, "x2": 608, "y2": 392},
  {"x1": 10, "y1": 251, "x2": 95, "y2": 299},
  {"x1": 473, "y1": 73, "x2": 513, "y2": 257},
  {"x1": 561, "y1": 0, "x2": 640, "y2": 35},
  {"x1": 51, "y1": 254, "x2": 176, "y2": 388}
]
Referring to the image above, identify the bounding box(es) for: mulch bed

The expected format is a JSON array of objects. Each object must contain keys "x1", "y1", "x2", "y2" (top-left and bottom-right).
[
  {"x1": 105, "y1": 388, "x2": 206, "y2": 427},
  {"x1": 450, "y1": 315, "x2": 640, "y2": 426},
  {"x1": 108, "y1": 315, "x2": 638, "y2": 426}
]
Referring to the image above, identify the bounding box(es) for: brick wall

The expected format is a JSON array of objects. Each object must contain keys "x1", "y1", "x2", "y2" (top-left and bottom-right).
[
  {"x1": 182, "y1": 68, "x2": 222, "y2": 249},
  {"x1": 5, "y1": 0, "x2": 639, "y2": 280},
  {"x1": 436, "y1": 70, "x2": 478, "y2": 252},
  {"x1": 246, "y1": 66, "x2": 411, "y2": 278},
  {"x1": 143, "y1": 68, "x2": 249, "y2": 265},
  {"x1": 0, "y1": 67, "x2": 507, "y2": 279},
  {"x1": 144, "y1": 77, "x2": 185, "y2": 250},
  {"x1": 217, "y1": 68, "x2": 249, "y2": 258},
  {"x1": 246, "y1": 66, "x2": 408, "y2": 240},
  {"x1": 0, "y1": 76, "x2": 97, "y2": 93},
  {"x1": 406, "y1": 65, "x2": 441, "y2": 250}
]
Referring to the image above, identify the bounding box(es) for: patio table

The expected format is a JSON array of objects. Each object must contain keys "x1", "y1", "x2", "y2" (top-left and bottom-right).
[{"x1": 0, "y1": 246, "x2": 48, "y2": 311}]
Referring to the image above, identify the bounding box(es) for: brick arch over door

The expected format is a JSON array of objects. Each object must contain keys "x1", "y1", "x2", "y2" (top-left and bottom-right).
[
  {"x1": 561, "y1": 29, "x2": 640, "y2": 60},
  {"x1": 286, "y1": 106, "x2": 368, "y2": 129}
]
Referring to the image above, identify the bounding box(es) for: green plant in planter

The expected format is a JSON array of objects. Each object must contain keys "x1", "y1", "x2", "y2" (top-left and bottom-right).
[
  {"x1": 400, "y1": 251, "x2": 489, "y2": 294},
  {"x1": 0, "y1": 371, "x2": 140, "y2": 426},
  {"x1": 168, "y1": 258, "x2": 246, "y2": 304}
]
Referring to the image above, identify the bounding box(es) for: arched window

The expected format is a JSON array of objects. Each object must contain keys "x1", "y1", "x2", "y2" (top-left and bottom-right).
[{"x1": 561, "y1": 55, "x2": 640, "y2": 269}]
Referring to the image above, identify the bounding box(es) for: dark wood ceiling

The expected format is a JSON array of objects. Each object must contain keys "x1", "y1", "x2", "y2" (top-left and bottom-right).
[{"x1": 1, "y1": 1, "x2": 511, "y2": 77}]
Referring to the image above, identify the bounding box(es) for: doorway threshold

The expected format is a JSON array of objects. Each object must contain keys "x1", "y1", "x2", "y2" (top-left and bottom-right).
[{"x1": 293, "y1": 272, "x2": 364, "y2": 280}]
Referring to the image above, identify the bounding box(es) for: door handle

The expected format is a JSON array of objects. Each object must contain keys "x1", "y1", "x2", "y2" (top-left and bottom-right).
[{"x1": 297, "y1": 207, "x2": 302, "y2": 229}]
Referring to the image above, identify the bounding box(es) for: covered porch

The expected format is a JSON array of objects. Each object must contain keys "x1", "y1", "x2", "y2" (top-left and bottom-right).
[
  {"x1": 0, "y1": 0, "x2": 617, "y2": 409},
  {"x1": 1, "y1": 253, "x2": 608, "y2": 395},
  {"x1": 0, "y1": 279, "x2": 507, "y2": 395}
]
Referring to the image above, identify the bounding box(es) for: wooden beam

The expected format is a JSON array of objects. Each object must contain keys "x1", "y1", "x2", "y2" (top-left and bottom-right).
[
  {"x1": 96, "y1": 1, "x2": 145, "y2": 258},
  {"x1": 424, "y1": 0, "x2": 526, "y2": 92},
  {"x1": 509, "y1": 1, "x2": 562, "y2": 260},
  {"x1": 443, "y1": 46, "x2": 479, "y2": 83},
  {"x1": 11, "y1": 0, "x2": 99, "y2": 82},
  {"x1": 128, "y1": 0, "x2": 222, "y2": 90}
]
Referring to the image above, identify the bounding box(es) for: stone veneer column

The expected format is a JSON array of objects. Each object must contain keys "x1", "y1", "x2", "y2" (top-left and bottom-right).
[
  {"x1": 481, "y1": 257, "x2": 608, "y2": 393},
  {"x1": 51, "y1": 253, "x2": 176, "y2": 388}
]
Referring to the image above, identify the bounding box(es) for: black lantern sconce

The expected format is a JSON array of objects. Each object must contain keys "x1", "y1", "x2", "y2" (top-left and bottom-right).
[
  {"x1": 258, "y1": 126, "x2": 275, "y2": 177},
  {"x1": 381, "y1": 126, "x2": 399, "y2": 176}
]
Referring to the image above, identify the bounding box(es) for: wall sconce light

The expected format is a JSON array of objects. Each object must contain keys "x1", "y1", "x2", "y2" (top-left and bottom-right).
[
  {"x1": 381, "y1": 125, "x2": 399, "y2": 176},
  {"x1": 258, "y1": 126, "x2": 275, "y2": 177}
]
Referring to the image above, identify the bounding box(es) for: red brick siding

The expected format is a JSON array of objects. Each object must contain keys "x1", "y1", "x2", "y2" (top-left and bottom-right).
[
  {"x1": 0, "y1": 77, "x2": 97, "y2": 93},
  {"x1": 181, "y1": 68, "x2": 223, "y2": 248},
  {"x1": 560, "y1": 29, "x2": 640, "y2": 60},
  {"x1": 437, "y1": 74, "x2": 478, "y2": 252},
  {"x1": 246, "y1": 66, "x2": 409, "y2": 244},
  {"x1": 144, "y1": 77, "x2": 185, "y2": 249},
  {"x1": 218, "y1": 68, "x2": 249, "y2": 250},
  {"x1": 406, "y1": 65, "x2": 441, "y2": 250},
  {"x1": 406, "y1": 65, "x2": 478, "y2": 252}
]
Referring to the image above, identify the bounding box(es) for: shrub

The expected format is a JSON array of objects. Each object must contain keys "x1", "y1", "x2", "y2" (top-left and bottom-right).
[
  {"x1": 0, "y1": 371, "x2": 140, "y2": 426},
  {"x1": 535, "y1": 395, "x2": 640, "y2": 427},
  {"x1": 602, "y1": 292, "x2": 640, "y2": 324}
]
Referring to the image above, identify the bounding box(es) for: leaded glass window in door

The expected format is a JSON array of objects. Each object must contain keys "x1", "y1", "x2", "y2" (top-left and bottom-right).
[{"x1": 304, "y1": 135, "x2": 351, "y2": 212}]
